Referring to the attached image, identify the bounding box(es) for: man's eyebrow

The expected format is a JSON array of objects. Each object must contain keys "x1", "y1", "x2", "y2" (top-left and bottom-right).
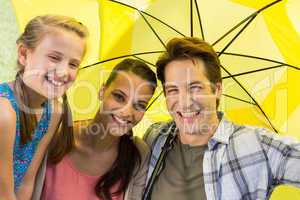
[
  {"x1": 164, "y1": 84, "x2": 178, "y2": 89},
  {"x1": 189, "y1": 81, "x2": 204, "y2": 86}
]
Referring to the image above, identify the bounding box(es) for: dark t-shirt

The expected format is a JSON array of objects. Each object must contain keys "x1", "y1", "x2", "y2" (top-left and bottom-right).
[{"x1": 151, "y1": 137, "x2": 207, "y2": 200}]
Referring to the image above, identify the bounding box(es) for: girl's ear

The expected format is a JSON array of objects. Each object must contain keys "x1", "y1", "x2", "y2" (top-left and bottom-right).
[
  {"x1": 99, "y1": 85, "x2": 106, "y2": 101},
  {"x1": 17, "y1": 44, "x2": 28, "y2": 67}
]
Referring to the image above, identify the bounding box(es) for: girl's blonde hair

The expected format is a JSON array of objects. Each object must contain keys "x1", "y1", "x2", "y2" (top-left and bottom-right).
[
  {"x1": 14, "y1": 15, "x2": 88, "y2": 161},
  {"x1": 17, "y1": 14, "x2": 88, "y2": 45}
]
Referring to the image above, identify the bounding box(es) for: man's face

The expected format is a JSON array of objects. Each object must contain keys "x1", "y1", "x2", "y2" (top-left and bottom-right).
[{"x1": 164, "y1": 59, "x2": 222, "y2": 135}]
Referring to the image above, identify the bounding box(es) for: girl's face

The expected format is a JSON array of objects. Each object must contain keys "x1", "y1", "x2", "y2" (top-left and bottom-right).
[
  {"x1": 18, "y1": 28, "x2": 86, "y2": 99},
  {"x1": 99, "y1": 71, "x2": 154, "y2": 137}
]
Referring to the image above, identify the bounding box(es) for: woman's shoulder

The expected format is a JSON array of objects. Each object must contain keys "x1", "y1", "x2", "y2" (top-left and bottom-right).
[{"x1": 132, "y1": 136, "x2": 150, "y2": 158}]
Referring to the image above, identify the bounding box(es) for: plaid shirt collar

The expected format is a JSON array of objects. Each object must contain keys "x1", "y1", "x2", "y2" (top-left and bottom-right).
[
  {"x1": 160, "y1": 112, "x2": 234, "y2": 150},
  {"x1": 207, "y1": 112, "x2": 234, "y2": 150}
]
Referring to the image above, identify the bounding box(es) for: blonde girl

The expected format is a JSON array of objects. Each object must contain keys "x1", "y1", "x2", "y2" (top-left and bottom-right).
[{"x1": 0, "y1": 15, "x2": 88, "y2": 200}]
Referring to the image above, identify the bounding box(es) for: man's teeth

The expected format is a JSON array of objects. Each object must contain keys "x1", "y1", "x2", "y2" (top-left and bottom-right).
[
  {"x1": 114, "y1": 115, "x2": 128, "y2": 124},
  {"x1": 180, "y1": 111, "x2": 199, "y2": 117}
]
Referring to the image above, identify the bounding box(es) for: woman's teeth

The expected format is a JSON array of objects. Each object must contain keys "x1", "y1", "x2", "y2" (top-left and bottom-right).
[{"x1": 113, "y1": 115, "x2": 128, "y2": 125}]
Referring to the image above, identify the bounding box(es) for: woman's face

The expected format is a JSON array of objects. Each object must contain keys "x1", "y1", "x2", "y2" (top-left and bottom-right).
[{"x1": 99, "y1": 71, "x2": 154, "y2": 137}]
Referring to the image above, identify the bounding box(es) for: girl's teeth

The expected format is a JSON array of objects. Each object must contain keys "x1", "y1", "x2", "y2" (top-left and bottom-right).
[{"x1": 48, "y1": 77, "x2": 64, "y2": 87}]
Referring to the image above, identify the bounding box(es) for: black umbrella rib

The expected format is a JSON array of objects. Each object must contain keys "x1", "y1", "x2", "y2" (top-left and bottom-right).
[
  {"x1": 212, "y1": 14, "x2": 254, "y2": 46},
  {"x1": 132, "y1": 55, "x2": 163, "y2": 111},
  {"x1": 219, "y1": 52, "x2": 300, "y2": 71},
  {"x1": 218, "y1": 15, "x2": 257, "y2": 56},
  {"x1": 220, "y1": 64, "x2": 278, "y2": 133},
  {"x1": 194, "y1": 0, "x2": 205, "y2": 40},
  {"x1": 138, "y1": 10, "x2": 167, "y2": 49},
  {"x1": 222, "y1": 64, "x2": 285, "y2": 79},
  {"x1": 132, "y1": 55, "x2": 157, "y2": 71},
  {"x1": 80, "y1": 51, "x2": 163, "y2": 70},
  {"x1": 257, "y1": 0, "x2": 282, "y2": 13},
  {"x1": 108, "y1": 0, "x2": 186, "y2": 37},
  {"x1": 146, "y1": 90, "x2": 163, "y2": 111},
  {"x1": 222, "y1": 94, "x2": 256, "y2": 105},
  {"x1": 213, "y1": 0, "x2": 282, "y2": 47}
]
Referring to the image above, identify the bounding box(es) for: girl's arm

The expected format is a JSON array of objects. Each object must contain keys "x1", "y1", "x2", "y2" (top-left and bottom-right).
[
  {"x1": 16, "y1": 100, "x2": 63, "y2": 200},
  {"x1": 0, "y1": 98, "x2": 17, "y2": 200}
]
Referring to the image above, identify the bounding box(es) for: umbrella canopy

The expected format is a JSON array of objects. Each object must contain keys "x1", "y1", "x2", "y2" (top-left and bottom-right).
[
  {"x1": 96, "y1": 0, "x2": 300, "y2": 141},
  {"x1": 94, "y1": 0, "x2": 300, "y2": 198},
  {"x1": 0, "y1": 0, "x2": 299, "y2": 198}
]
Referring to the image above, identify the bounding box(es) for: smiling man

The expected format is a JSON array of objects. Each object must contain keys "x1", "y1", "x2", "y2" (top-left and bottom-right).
[{"x1": 143, "y1": 37, "x2": 300, "y2": 200}]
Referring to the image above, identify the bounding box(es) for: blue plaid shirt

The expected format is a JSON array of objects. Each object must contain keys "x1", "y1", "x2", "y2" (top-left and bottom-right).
[{"x1": 143, "y1": 113, "x2": 300, "y2": 200}]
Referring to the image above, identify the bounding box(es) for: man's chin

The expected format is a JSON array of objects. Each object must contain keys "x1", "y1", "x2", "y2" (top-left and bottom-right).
[
  {"x1": 178, "y1": 125, "x2": 211, "y2": 136},
  {"x1": 177, "y1": 125, "x2": 197, "y2": 135}
]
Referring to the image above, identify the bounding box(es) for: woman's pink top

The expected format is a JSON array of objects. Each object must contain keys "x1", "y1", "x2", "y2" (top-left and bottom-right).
[{"x1": 42, "y1": 156, "x2": 124, "y2": 200}]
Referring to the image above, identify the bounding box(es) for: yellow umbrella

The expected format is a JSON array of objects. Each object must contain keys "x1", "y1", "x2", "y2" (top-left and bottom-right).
[
  {"x1": 93, "y1": 0, "x2": 300, "y2": 199},
  {"x1": 96, "y1": 0, "x2": 300, "y2": 139}
]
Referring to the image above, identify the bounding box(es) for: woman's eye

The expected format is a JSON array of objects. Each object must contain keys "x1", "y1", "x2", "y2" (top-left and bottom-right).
[
  {"x1": 134, "y1": 103, "x2": 147, "y2": 111},
  {"x1": 113, "y1": 93, "x2": 125, "y2": 102}
]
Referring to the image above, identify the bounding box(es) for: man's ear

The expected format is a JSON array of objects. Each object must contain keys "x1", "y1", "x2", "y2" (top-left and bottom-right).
[
  {"x1": 17, "y1": 44, "x2": 28, "y2": 66},
  {"x1": 99, "y1": 85, "x2": 106, "y2": 101},
  {"x1": 215, "y1": 82, "x2": 222, "y2": 99}
]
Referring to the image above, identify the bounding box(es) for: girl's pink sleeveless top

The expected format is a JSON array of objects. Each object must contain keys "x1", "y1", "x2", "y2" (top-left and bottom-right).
[{"x1": 42, "y1": 156, "x2": 124, "y2": 200}]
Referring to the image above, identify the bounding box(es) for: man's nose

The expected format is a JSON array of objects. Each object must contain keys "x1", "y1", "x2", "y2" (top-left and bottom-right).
[{"x1": 178, "y1": 91, "x2": 193, "y2": 109}]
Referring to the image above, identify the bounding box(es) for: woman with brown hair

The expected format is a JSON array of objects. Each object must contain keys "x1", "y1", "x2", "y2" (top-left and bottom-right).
[{"x1": 41, "y1": 58, "x2": 157, "y2": 200}]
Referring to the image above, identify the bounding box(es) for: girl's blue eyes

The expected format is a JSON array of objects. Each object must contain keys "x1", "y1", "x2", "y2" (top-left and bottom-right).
[
  {"x1": 69, "y1": 63, "x2": 79, "y2": 68},
  {"x1": 48, "y1": 55, "x2": 60, "y2": 61},
  {"x1": 48, "y1": 55, "x2": 79, "y2": 68}
]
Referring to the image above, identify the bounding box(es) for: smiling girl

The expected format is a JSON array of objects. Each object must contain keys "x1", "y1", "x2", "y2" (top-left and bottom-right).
[{"x1": 0, "y1": 15, "x2": 88, "y2": 200}]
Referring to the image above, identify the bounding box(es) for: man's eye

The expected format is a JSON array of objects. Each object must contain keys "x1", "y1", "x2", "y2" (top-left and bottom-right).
[
  {"x1": 166, "y1": 89, "x2": 178, "y2": 95},
  {"x1": 190, "y1": 85, "x2": 203, "y2": 92}
]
